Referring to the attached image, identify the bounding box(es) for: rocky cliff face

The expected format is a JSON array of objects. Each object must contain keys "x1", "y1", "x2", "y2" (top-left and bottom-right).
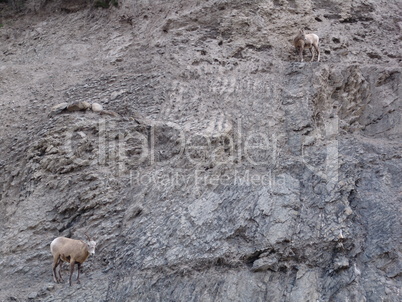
[{"x1": 0, "y1": 0, "x2": 401, "y2": 301}]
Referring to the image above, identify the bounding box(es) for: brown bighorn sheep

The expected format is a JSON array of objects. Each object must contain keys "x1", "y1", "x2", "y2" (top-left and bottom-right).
[
  {"x1": 50, "y1": 234, "x2": 96, "y2": 286},
  {"x1": 293, "y1": 29, "x2": 320, "y2": 62}
]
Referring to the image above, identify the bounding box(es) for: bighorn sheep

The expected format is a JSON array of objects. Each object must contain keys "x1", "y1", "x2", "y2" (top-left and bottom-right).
[
  {"x1": 293, "y1": 29, "x2": 320, "y2": 62},
  {"x1": 50, "y1": 234, "x2": 96, "y2": 286}
]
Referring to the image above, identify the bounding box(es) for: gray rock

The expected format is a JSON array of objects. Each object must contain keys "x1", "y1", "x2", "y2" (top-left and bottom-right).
[
  {"x1": 251, "y1": 255, "x2": 279, "y2": 272},
  {"x1": 49, "y1": 102, "x2": 68, "y2": 116},
  {"x1": 334, "y1": 256, "x2": 350, "y2": 271},
  {"x1": 28, "y1": 292, "x2": 38, "y2": 299}
]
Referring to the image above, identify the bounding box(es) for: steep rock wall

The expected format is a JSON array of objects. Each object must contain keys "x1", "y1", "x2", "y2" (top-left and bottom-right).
[{"x1": 0, "y1": 0, "x2": 400, "y2": 301}]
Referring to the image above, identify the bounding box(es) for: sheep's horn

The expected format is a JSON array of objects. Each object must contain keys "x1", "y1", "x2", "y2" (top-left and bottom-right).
[{"x1": 84, "y1": 232, "x2": 91, "y2": 241}]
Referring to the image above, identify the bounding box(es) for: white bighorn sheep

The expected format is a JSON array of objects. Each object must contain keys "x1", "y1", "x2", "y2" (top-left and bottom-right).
[
  {"x1": 293, "y1": 29, "x2": 320, "y2": 62},
  {"x1": 50, "y1": 234, "x2": 96, "y2": 286}
]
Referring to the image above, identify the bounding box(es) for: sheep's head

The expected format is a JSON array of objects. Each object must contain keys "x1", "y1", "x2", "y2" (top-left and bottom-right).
[
  {"x1": 87, "y1": 240, "x2": 97, "y2": 255},
  {"x1": 84, "y1": 232, "x2": 97, "y2": 255},
  {"x1": 298, "y1": 29, "x2": 307, "y2": 40}
]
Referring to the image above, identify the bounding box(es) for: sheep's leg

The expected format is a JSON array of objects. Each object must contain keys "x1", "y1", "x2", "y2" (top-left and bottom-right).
[
  {"x1": 76, "y1": 263, "x2": 81, "y2": 284},
  {"x1": 299, "y1": 47, "x2": 304, "y2": 62},
  {"x1": 69, "y1": 261, "x2": 75, "y2": 286},
  {"x1": 314, "y1": 43, "x2": 320, "y2": 62},
  {"x1": 310, "y1": 48, "x2": 315, "y2": 62},
  {"x1": 52, "y1": 255, "x2": 60, "y2": 283},
  {"x1": 58, "y1": 260, "x2": 64, "y2": 282}
]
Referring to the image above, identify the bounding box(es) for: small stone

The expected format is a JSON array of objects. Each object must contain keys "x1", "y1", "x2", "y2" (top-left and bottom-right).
[
  {"x1": 110, "y1": 90, "x2": 126, "y2": 100},
  {"x1": 49, "y1": 102, "x2": 68, "y2": 116},
  {"x1": 28, "y1": 292, "x2": 38, "y2": 299},
  {"x1": 334, "y1": 256, "x2": 349, "y2": 270},
  {"x1": 91, "y1": 103, "x2": 103, "y2": 112},
  {"x1": 45, "y1": 145, "x2": 58, "y2": 154},
  {"x1": 344, "y1": 206, "x2": 353, "y2": 216},
  {"x1": 252, "y1": 256, "x2": 279, "y2": 272},
  {"x1": 77, "y1": 131, "x2": 87, "y2": 138}
]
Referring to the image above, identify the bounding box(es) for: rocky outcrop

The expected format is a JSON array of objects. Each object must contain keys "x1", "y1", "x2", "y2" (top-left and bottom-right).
[{"x1": 0, "y1": 0, "x2": 400, "y2": 301}]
